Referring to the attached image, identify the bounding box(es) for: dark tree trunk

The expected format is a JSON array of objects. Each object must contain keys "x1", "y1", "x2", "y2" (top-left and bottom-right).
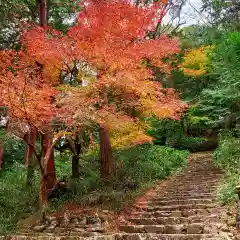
[
  {"x1": 168, "y1": 76, "x2": 175, "y2": 89},
  {"x1": 26, "y1": 127, "x2": 37, "y2": 186},
  {"x1": 37, "y1": 0, "x2": 47, "y2": 26},
  {"x1": 0, "y1": 143, "x2": 4, "y2": 169},
  {"x1": 72, "y1": 139, "x2": 81, "y2": 178},
  {"x1": 72, "y1": 154, "x2": 80, "y2": 178},
  {"x1": 39, "y1": 173, "x2": 48, "y2": 214},
  {"x1": 41, "y1": 133, "x2": 56, "y2": 191},
  {"x1": 99, "y1": 126, "x2": 113, "y2": 180},
  {"x1": 36, "y1": 0, "x2": 49, "y2": 210}
]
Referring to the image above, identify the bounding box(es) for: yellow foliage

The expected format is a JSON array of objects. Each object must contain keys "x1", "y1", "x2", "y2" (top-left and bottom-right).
[
  {"x1": 110, "y1": 121, "x2": 152, "y2": 149},
  {"x1": 180, "y1": 46, "x2": 213, "y2": 77}
]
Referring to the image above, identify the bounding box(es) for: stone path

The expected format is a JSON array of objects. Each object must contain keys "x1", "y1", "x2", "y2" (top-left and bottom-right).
[
  {"x1": 6, "y1": 152, "x2": 239, "y2": 239},
  {"x1": 118, "y1": 152, "x2": 237, "y2": 239}
]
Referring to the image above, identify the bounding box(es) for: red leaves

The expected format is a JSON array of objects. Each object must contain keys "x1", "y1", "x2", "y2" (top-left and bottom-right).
[
  {"x1": 68, "y1": 0, "x2": 172, "y2": 71},
  {"x1": 0, "y1": 50, "x2": 59, "y2": 131},
  {"x1": 1, "y1": 0, "x2": 187, "y2": 147}
]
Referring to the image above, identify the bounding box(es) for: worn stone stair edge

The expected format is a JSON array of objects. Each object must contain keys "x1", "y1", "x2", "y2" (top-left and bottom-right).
[
  {"x1": 4, "y1": 233, "x2": 218, "y2": 240},
  {"x1": 126, "y1": 215, "x2": 221, "y2": 225}
]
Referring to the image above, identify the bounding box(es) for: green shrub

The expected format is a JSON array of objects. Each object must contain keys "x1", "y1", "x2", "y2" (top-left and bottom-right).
[
  {"x1": 50, "y1": 144, "x2": 189, "y2": 211},
  {"x1": 55, "y1": 152, "x2": 72, "y2": 179},
  {"x1": 214, "y1": 134, "x2": 240, "y2": 204},
  {"x1": 213, "y1": 135, "x2": 240, "y2": 171},
  {"x1": 115, "y1": 144, "x2": 189, "y2": 185},
  {"x1": 0, "y1": 130, "x2": 26, "y2": 169},
  {"x1": 147, "y1": 117, "x2": 209, "y2": 152},
  {"x1": 147, "y1": 118, "x2": 183, "y2": 146},
  {"x1": 216, "y1": 171, "x2": 240, "y2": 205},
  {"x1": 0, "y1": 164, "x2": 39, "y2": 234}
]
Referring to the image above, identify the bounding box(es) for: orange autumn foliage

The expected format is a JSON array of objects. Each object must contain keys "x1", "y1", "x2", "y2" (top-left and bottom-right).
[
  {"x1": 59, "y1": 0, "x2": 187, "y2": 146},
  {"x1": 0, "y1": 0, "x2": 187, "y2": 148},
  {"x1": 0, "y1": 50, "x2": 58, "y2": 132}
]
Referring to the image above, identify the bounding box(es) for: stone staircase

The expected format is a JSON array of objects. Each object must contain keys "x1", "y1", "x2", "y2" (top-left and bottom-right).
[
  {"x1": 5, "y1": 153, "x2": 238, "y2": 239},
  {"x1": 118, "y1": 153, "x2": 235, "y2": 240}
]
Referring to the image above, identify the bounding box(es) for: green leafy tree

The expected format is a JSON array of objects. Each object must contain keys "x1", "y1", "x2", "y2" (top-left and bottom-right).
[
  {"x1": 0, "y1": 0, "x2": 80, "y2": 49},
  {"x1": 201, "y1": 0, "x2": 240, "y2": 30},
  {"x1": 200, "y1": 32, "x2": 240, "y2": 128}
]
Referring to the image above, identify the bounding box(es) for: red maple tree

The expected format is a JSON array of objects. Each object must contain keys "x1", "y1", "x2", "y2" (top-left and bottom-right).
[
  {"x1": 60, "y1": 0, "x2": 186, "y2": 178},
  {"x1": 0, "y1": 0, "x2": 187, "y2": 204}
]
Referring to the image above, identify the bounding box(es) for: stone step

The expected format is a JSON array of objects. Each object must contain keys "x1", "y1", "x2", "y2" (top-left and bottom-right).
[
  {"x1": 167, "y1": 178, "x2": 219, "y2": 182},
  {"x1": 183, "y1": 171, "x2": 221, "y2": 174},
  {"x1": 6, "y1": 233, "x2": 216, "y2": 240},
  {"x1": 156, "y1": 189, "x2": 218, "y2": 194},
  {"x1": 149, "y1": 194, "x2": 215, "y2": 200},
  {"x1": 169, "y1": 179, "x2": 220, "y2": 184},
  {"x1": 182, "y1": 173, "x2": 221, "y2": 177},
  {"x1": 131, "y1": 208, "x2": 225, "y2": 218},
  {"x1": 176, "y1": 172, "x2": 222, "y2": 176},
  {"x1": 163, "y1": 185, "x2": 218, "y2": 190},
  {"x1": 159, "y1": 177, "x2": 220, "y2": 182},
  {"x1": 126, "y1": 215, "x2": 221, "y2": 225},
  {"x1": 134, "y1": 203, "x2": 218, "y2": 212},
  {"x1": 168, "y1": 180, "x2": 219, "y2": 185},
  {"x1": 143, "y1": 198, "x2": 215, "y2": 206},
  {"x1": 158, "y1": 190, "x2": 217, "y2": 195},
  {"x1": 12, "y1": 230, "x2": 101, "y2": 238},
  {"x1": 162, "y1": 183, "x2": 218, "y2": 188},
  {"x1": 119, "y1": 223, "x2": 223, "y2": 234},
  {"x1": 115, "y1": 234, "x2": 216, "y2": 240}
]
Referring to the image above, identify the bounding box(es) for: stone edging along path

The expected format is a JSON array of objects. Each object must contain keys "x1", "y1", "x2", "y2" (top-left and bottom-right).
[{"x1": 5, "y1": 152, "x2": 240, "y2": 239}]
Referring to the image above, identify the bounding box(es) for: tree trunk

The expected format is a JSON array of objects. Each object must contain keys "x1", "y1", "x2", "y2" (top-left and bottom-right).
[
  {"x1": 72, "y1": 154, "x2": 80, "y2": 178},
  {"x1": 168, "y1": 76, "x2": 175, "y2": 89},
  {"x1": 224, "y1": 114, "x2": 233, "y2": 130},
  {"x1": 0, "y1": 143, "x2": 4, "y2": 169},
  {"x1": 72, "y1": 138, "x2": 82, "y2": 178},
  {"x1": 39, "y1": 173, "x2": 48, "y2": 212},
  {"x1": 37, "y1": 0, "x2": 47, "y2": 27},
  {"x1": 41, "y1": 133, "x2": 56, "y2": 191},
  {"x1": 26, "y1": 127, "x2": 37, "y2": 186},
  {"x1": 99, "y1": 126, "x2": 113, "y2": 180}
]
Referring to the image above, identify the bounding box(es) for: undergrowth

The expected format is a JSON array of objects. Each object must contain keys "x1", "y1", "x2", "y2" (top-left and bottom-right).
[
  {"x1": 0, "y1": 164, "x2": 39, "y2": 234},
  {"x1": 214, "y1": 133, "x2": 240, "y2": 205},
  {"x1": 0, "y1": 143, "x2": 189, "y2": 234},
  {"x1": 49, "y1": 144, "x2": 189, "y2": 211}
]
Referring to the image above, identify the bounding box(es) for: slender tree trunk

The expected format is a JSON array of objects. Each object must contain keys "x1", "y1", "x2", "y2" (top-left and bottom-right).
[
  {"x1": 71, "y1": 140, "x2": 81, "y2": 178},
  {"x1": 0, "y1": 143, "x2": 4, "y2": 169},
  {"x1": 67, "y1": 135, "x2": 81, "y2": 179},
  {"x1": 168, "y1": 76, "x2": 175, "y2": 89},
  {"x1": 99, "y1": 126, "x2": 113, "y2": 180},
  {"x1": 72, "y1": 154, "x2": 80, "y2": 178},
  {"x1": 39, "y1": 173, "x2": 48, "y2": 213},
  {"x1": 37, "y1": 0, "x2": 47, "y2": 27},
  {"x1": 41, "y1": 133, "x2": 56, "y2": 191},
  {"x1": 26, "y1": 127, "x2": 37, "y2": 186},
  {"x1": 36, "y1": 0, "x2": 49, "y2": 210}
]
